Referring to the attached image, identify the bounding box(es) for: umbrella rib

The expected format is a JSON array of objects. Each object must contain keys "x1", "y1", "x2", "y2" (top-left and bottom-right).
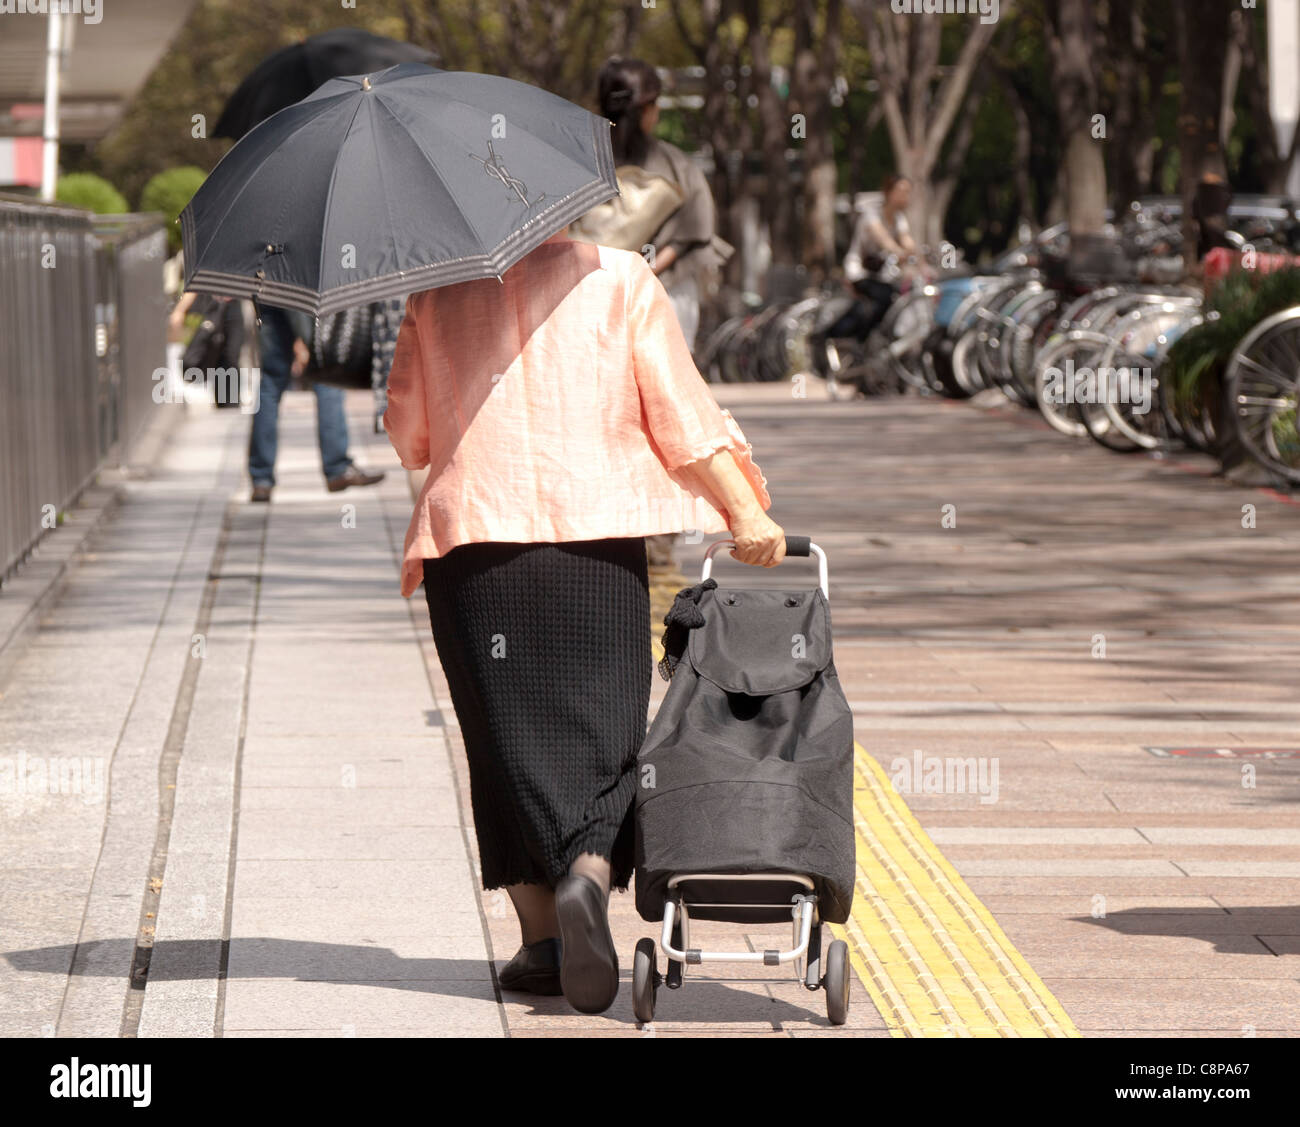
[
  {"x1": 193, "y1": 90, "x2": 361, "y2": 265},
  {"x1": 309, "y1": 93, "x2": 372, "y2": 306},
  {"x1": 371, "y1": 93, "x2": 489, "y2": 255},
  {"x1": 362, "y1": 99, "x2": 404, "y2": 285}
]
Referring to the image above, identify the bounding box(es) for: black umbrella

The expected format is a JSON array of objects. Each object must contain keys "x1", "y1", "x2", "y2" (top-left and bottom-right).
[
  {"x1": 212, "y1": 28, "x2": 439, "y2": 140},
  {"x1": 180, "y1": 62, "x2": 618, "y2": 317}
]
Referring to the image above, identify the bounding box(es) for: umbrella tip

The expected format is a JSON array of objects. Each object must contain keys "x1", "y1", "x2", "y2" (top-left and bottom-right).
[{"x1": 362, "y1": 75, "x2": 372, "y2": 90}]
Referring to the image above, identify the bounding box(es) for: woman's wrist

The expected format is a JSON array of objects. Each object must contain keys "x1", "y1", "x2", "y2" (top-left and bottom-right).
[
  {"x1": 685, "y1": 450, "x2": 763, "y2": 526},
  {"x1": 726, "y1": 497, "x2": 765, "y2": 526}
]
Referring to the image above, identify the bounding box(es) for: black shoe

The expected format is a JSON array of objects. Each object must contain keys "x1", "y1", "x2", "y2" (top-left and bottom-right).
[
  {"x1": 555, "y1": 873, "x2": 619, "y2": 1014},
  {"x1": 498, "y1": 937, "x2": 563, "y2": 995},
  {"x1": 326, "y1": 464, "x2": 386, "y2": 493},
  {"x1": 250, "y1": 483, "x2": 272, "y2": 503}
]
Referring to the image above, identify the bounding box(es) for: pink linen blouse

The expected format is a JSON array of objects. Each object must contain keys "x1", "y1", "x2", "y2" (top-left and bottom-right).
[{"x1": 381, "y1": 232, "x2": 772, "y2": 598}]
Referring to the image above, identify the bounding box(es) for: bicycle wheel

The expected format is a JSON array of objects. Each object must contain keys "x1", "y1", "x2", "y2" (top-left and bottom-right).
[
  {"x1": 1225, "y1": 307, "x2": 1300, "y2": 483},
  {"x1": 700, "y1": 315, "x2": 745, "y2": 383},
  {"x1": 928, "y1": 329, "x2": 967, "y2": 398},
  {"x1": 952, "y1": 329, "x2": 985, "y2": 395},
  {"x1": 1004, "y1": 290, "x2": 1063, "y2": 404},
  {"x1": 883, "y1": 288, "x2": 938, "y2": 393},
  {"x1": 1078, "y1": 377, "x2": 1141, "y2": 451},
  {"x1": 1094, "y1": 350, "x2": 1164, "y2": 450},
  {"x1": 1034, "y1": 332, "x2": 1107, "y2": 438},
  {"x1": 1096, "y1": 309, "x2": 1192, "y2": 451},
  {"x1": 824, "y1": 335, "x2": 867, "y2": 399}
]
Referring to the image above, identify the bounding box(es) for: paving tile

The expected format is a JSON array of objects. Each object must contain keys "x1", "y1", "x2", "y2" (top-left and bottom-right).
[
  {"x1": 1044, "y1": 978, "x2": 1300, "y2": 1031},
  {"x1": 219, "y1": 978, "x2": 502, "y2": 1034},
  {"x1": 14, "y1": 387, "x2": 1300, "y2": 1040}
]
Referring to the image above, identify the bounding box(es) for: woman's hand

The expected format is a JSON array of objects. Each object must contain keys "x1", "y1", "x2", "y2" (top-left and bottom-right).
[
  {"x1": 729, "y1": 508, "x2": 787, "y2": 567},
  {"x1": 291, "y1": 338, "x2": 311, "y2": 377},
  {"x1": 676, "y1": 449, "x2": 781, "y2": 565},
  {"x1": 651, "y1": 245, "x2": 679, "y2": 276}
]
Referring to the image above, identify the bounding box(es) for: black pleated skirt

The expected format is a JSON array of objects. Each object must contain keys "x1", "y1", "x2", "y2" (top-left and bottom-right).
[{"x1": 422, "y1": 537, "x2": 652, "y2": 892}]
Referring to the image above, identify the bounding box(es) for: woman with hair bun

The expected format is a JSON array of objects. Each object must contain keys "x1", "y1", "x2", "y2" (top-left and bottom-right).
[{"x1": 595, "y1": 56, "x2": 726, "y2": 355}]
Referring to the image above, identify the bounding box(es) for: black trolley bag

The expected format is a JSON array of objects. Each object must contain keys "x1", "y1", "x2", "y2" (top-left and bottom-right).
[{"x1": 631, "y1": 535, "x2": 856, "y2": 1025}]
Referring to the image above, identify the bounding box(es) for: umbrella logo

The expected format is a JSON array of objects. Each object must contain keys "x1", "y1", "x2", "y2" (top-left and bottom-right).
[{"x1": 470, "y1": 140, "x2": 546, "y2": 209}]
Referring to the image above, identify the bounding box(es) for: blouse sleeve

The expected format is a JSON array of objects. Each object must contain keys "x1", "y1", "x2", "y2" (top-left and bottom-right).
[
  {"x1": 381, "y1": 294, "x2": 431, "y2": 471},
  {"x1": 625, "y1": 253, "x2": 771, "y2": 508}
]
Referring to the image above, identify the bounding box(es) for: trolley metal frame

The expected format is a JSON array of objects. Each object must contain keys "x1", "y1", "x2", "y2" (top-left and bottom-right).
[{"x1": 632, "y1": 537, "x2": 851, "y2": 1026}]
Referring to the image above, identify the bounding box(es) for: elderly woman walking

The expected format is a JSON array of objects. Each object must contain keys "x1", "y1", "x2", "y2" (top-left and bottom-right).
[{"x1": 382, "y1": 229, "x2": 783, "y2": 1015}]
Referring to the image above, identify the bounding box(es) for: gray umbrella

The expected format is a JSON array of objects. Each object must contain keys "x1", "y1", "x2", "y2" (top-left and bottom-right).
[{"x1": 180, "y1": 62, "x2": 617, "y2": 316}]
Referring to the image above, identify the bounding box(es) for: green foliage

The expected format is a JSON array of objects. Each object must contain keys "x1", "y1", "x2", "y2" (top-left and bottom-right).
[
  {"x1": 140, "y1": 167, "x2": 207, "y2": 254},
  {"x1": 831, "y1": 38, "x2": 892, "y2": 197},
  {"x1": 945, "y1": 81, "x2": 1025, "y2": 261},
  {"x1": 1166, "y1": 268, "x2": 1300, "y2": 411},
  {"x1": 73, "y1": 0, "x2": 1289, "y2": 276},
  {"x1": 89, "y1": 0, "x2": 696, "y2": 206},
  {"x1": 54, "y1": 172, "x2": 129, "y2": 215},
  {"x1": 654, "y1": 108, "x2": 692, "y2": 152}
]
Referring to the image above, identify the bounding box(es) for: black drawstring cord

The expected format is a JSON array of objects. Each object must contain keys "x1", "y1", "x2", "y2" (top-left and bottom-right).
[{"x1": 657, "y1": 578, "x2": 716, "y2": 681}]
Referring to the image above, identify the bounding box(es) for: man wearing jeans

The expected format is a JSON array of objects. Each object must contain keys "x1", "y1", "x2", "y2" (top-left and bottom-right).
[{"x1": 248, "y1": 304, "x2": 385, "y2": 502}]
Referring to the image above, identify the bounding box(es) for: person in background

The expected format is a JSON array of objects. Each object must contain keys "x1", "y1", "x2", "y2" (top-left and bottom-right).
[
  {"x1": 596, "y1": 57, "x2": 726, "y2": 353},
  {"x1": 811, "y1": 173, "x2": 920, "y2": 380},
  {"x1": 169, "y1": 290, "x2": 246, "y2": 409},
  {"x1": 845, "y1": 173, "x2": 918, "y2": 286},
  {"x1": 247, "y1": 304, "x2": 386, "y2": 502},
  {"x1": 597, "y1": 57, "x2": 728, "y2": 568}
]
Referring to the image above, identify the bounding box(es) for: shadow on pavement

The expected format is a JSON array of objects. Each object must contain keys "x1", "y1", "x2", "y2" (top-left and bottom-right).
[
  {"x1": 1074, "y1": 906, "x2": 1300, "y2": 955},
  {"x1": 3, "y1": 939, "x2": 835, "y2": 1026}
]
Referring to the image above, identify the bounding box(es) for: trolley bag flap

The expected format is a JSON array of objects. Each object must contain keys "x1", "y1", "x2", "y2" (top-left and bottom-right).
[{"x1": 687, "y1": 586, "x2": 832, "y2": 695}]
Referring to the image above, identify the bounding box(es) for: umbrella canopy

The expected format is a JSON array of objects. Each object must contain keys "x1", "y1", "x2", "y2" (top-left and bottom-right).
[
  {"x1": 180, "y1": 62, "x2": 618, "y2": 316},
  {"x1": 212, "y1": 28, "x2": 439, "y2": 140}
]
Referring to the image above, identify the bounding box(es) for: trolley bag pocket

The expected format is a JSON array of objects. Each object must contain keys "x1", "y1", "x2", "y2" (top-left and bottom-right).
[{"x1": 634, "y1": 585, "x2": 856, "y2": 924}]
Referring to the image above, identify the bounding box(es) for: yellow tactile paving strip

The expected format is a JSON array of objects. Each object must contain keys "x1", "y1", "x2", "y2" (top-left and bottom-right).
[
  {"x1": 830, "y1": 743, "x2": 1081, "y2": 1038},
  {"x1": 652, "y1": 598, "x2": 1074, "y2": 1036}
]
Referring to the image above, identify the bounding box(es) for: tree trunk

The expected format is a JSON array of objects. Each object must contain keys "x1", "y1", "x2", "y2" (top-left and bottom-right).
[
  {"x1": 929, "y1": 69, "x2": 989, "y2": 249},
  {"x1": 996, "y1": 68, "x2": 1034, "y2": 239},
  {"x1": 1046, "y1": 0, "x2": 1109, "y2": 276},
  {"x1": 849, "y1": 0, "x2": 1002, "y2": 253},
  {"x1": 1105, "y1": 0, "x2": 1146, "y2": 211},
  {"x1": 743, "y1": 0, "x2": 798, "y2": 267},
  {"x1": 1175, "y1": 0, "x2": 1232, "y2": 255},
  {"x1": 1234, "y1": 4, "x2": 1299, "y2": 192},
  {"x1": 667, "y1": 0, "x2": 739, "y2": 291},
  {"x1": 793, "y1": 0, "x2": 843, "y2": 279},
  {"x1": 1175, "y1": 0, "x2": 1240, "y2": 469}
]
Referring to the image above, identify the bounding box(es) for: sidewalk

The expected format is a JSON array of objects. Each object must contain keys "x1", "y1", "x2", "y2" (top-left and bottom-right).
[
  {"x1": 1, "y1": 397, "x2": 503, "y2": 1037},
  {"x1": 709, "y1": 387, "x2": 1300, "y2": 1036},
  {"x1": 2, "y1": 383, "x2": 1298, "y2": 1037}
]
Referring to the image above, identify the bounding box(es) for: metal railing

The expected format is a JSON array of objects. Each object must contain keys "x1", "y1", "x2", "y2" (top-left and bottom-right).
[{"x1": 0, "y1": 193, "x2": 168, "y2": 586}]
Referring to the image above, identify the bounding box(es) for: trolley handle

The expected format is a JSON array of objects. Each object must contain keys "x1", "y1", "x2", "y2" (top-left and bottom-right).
[{"x1": 701, "y1": 535, "x2": 829, "y2": 598}]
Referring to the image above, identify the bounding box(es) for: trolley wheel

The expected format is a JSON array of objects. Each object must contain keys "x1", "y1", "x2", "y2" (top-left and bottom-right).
[
  {"x1": 632, "y1": 938, "x2": 659, "y2": 1023},
  {"x1": 824, "y1": 939, "x2": 850, "y2": 1026}
]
